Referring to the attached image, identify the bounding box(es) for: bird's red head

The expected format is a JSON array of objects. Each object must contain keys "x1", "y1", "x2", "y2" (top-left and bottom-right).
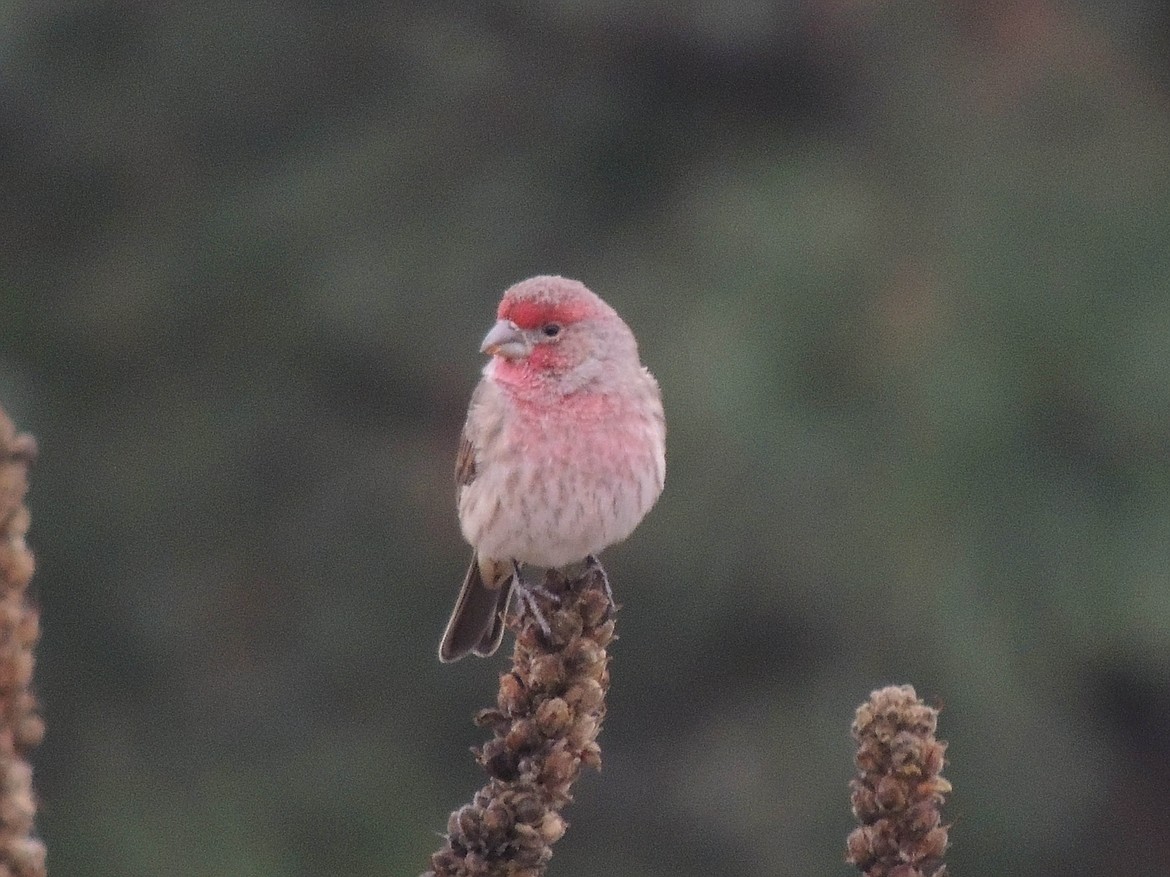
[
  {"x1": 496, "y1": 277, "x2": 599, "y2": 333},
  {"x1": 482, "y1": 276, "x2": 634, "y2": 389}
]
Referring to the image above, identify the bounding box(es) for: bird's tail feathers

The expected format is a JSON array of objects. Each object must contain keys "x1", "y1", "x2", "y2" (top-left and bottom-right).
[{"x1": 438, "y1": 554, "x2": 514, "y2": 662}]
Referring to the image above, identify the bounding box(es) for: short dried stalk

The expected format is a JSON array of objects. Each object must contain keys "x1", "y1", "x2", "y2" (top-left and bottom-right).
[
  {"x1": 0, "y1": 408, "x2": 46, "y2": 877},
  {"x1": 846, "y1": 685, "x2": 951, "y2": 877},
  {"x1": 425, "y1": 565, "x2": 614, "y2": 877}
]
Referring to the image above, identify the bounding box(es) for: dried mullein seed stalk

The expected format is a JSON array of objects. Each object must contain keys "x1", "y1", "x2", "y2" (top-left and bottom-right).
[
  {"x1": 847, "y1": 685, "x2": 950, "y2": 877},
  {"x1": 425, "y1": 565, "x2": 613, "y2": 877},
  {"x1": 0, "y1": 408, "x2": 46, "y2": 877}
]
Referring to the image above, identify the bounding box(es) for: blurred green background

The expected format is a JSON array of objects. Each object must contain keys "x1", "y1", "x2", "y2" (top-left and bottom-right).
[{"x1": 3, "y1": 1, "x2": 1170, "y2": 875}]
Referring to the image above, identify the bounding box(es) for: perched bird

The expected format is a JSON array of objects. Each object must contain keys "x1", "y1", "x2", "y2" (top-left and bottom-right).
[{"x1": 439, "y1": 276, "x2": 666, "y2": 662}]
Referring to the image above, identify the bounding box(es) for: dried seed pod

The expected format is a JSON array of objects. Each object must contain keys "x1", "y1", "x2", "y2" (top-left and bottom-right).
[
  {"x1": 498, "y1": 672, "x2": 526, "y2": 713},
  {"x1": 538, "y1": 812, "x2": 566, "y2": 844},
  {"x1": 527, "y1": 655, "x2": 564, "y2": 691},
  {"x1": 533, "y1": 698, "x2": 571, "y2": 737}
]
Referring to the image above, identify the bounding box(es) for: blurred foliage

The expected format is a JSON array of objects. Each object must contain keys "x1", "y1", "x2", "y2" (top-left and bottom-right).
[{"x1": 2, "y1": 1, "x2": 1170, "y2": 875}]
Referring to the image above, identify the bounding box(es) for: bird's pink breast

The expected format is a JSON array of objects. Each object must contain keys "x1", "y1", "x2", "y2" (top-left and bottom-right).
[{"x1": 459, "y1": 380, "x2": 665, "y2": 568}]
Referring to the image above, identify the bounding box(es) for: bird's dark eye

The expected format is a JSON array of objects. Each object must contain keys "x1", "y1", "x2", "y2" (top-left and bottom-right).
[{"x1": 542, "y1": 323, "x2": 562, "y2": 338}]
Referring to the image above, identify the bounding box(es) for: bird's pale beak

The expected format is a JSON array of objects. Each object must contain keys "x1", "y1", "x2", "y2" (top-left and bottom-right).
[{"x1": 480, "y1": 319, "x2": 530, "y2": 359}]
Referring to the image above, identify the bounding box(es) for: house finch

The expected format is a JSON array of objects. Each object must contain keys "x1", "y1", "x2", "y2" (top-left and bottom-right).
[{"x1": 439, "y1": 275, "x2": 666, "y2": 662}]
